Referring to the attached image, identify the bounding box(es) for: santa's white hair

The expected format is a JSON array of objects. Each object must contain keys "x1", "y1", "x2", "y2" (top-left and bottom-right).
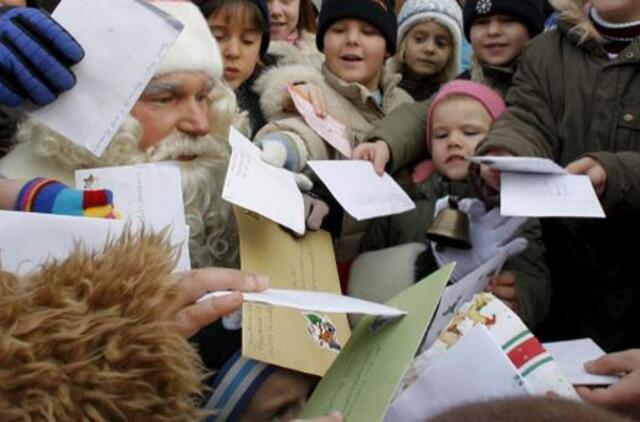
[{"x1": 19, "y1": 77, "x2": 249, "y2": 269}]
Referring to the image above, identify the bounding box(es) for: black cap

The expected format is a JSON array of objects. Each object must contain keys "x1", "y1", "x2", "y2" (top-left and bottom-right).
[{"x1": 316, "y1": 0, "x2": 397, "y2": 55}]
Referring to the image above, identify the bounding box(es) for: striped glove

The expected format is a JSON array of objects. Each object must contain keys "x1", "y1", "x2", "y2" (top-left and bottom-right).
[{"x1": 15, "y1": 178, "x2": 118, "y2": 219}]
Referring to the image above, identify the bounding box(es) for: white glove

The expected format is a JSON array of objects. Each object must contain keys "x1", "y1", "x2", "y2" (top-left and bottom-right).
[
  {"x1": 432, "y1": 197, "x2": 529, "y2": 282},
  {"x1": 257, "y1": 132, "x2": 308, "y2": 172}
]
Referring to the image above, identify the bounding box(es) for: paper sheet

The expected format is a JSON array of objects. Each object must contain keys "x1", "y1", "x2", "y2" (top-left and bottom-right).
[
  {"x1": 75, "y1": 162, "x2": 190, "y2": 271},
  {"x1": 421, "y1": 252, "x2": 507, "y2": 352},
  {"x1": 0, "y1": 210, "x2": 125, "y2": 276},
  {"x1": 544, "y1": 338, "x2": 621, "y2": 385},
  {"x1": 501, "y1": 173, "x2": 605, "y2": 218},
  {"x1": 235, "y1": 209, "x2": 350, "y2": 376},
  {"x1": 22, "y1": 0, "x2": 183, "y2": 156},
  {"x1": 468, "y1": 156, "x2": 566, "y2": 174},
  {"x1": 308, "y1": 160, "x2": 415, "y2": 221},
  {"x1": 288, "y1": 87, "x2": 352, "y2": 158},
  {"x1": 301, "y1": 264, "x2": 454, "y2": 421},
  {"x1": 199, "y1": 289, "x2": 405, "y2": 317},
  {"x1": 222, "y1": 128, "x2": 305, "y2": 234},
  {"x1": 386, "y1": 325, "x2": 529, "y2": 422}
]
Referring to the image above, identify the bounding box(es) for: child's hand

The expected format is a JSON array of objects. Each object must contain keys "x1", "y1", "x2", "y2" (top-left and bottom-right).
[
  {"x1": 283, "y1": 83, "x2": 327, "y2": 117},
  {"x1": 487, "y1": 271, "x2": 519, "y2": 312},
  {"x1": 478, "y1": 148, "x2": 514, "y2": 191},
  {"x1": 352, "y1": 140, "x2": 390, "y2": 176},
  {"x1": 566, "y1": 157, "x2": 607, "y2": 197},
  {"x1": 576, "y1": 349, "x2": 640, "y2": 419}
]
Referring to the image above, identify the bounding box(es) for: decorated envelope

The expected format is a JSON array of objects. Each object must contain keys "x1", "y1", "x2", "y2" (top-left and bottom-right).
[
  {"x1": 236, "y1": 208, "x2": 350, "y2": 376},
  {"x1": 421, "y1": 251, "x2": 507, "y2": 352},
  {"x1": 401, "y1": 293, "x2": 578, "y2": 401},
  {"x1": 75, "y1": 162, "x2": 190, "y2": 271},
  {"x1": 386, "y1": 325, "x2": 530, "y2": 421},
  {"x1": 288, "y1": 86, "x2": 352, "y2": 158},
  {"x1": 301, "y1": 264, "x2": 454, "y2": 421}
]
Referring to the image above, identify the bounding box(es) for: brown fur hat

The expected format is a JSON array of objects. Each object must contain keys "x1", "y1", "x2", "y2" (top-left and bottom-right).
[{"x1": 0, "y1": 231, "x2": 206, "y2": 421}]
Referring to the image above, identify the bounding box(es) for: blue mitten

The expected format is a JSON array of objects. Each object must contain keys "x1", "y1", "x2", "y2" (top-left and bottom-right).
[{"x1": 0, "y1": 6, "x2": 84, "y2": 106}]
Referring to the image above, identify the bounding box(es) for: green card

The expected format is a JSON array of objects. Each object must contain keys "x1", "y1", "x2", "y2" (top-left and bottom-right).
[{"x1": 302, "y1": 264, "x2": 454, "y2": 421}]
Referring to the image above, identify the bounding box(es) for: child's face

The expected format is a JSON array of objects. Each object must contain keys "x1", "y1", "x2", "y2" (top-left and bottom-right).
[
  {"x1": 470, "y1": 15, "x2": 529, "y2": 67},
  {"x1": 209, "y1": 9, "x2": 262, "y2": 89},
  {"x1": 323, "y1": 18, "x2": 387, "y2": 92},
  {"x1": 591, "y1": 0, "x2": 640, "y2": 23},
  {"x1": 403, "y1": 20, "x2": 453, "y2": 77},
  {"x1": 268, "y1": 0, "x2": 301, "y2": 40},
  {"x1": 431, "y1": 96, "x2": 492, "y2": 181}
]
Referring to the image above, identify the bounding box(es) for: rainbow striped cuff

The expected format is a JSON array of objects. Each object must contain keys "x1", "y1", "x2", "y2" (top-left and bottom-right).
[{"x1": 16, "y1": 178, "x2": 117, "y2": 219}]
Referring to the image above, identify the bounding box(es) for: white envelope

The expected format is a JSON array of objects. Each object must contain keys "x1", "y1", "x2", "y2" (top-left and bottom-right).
[
  {"x1": 198, "y1": 288, "x2": 406, "y2": 317},
  {"x1": 0, "y1": 211, "x2": 126, "y2": 276},
  {"x1": 501, "y1": 173, "x2": 605, "y2": 218},
  {"x1": 468, "y1": 156, "x2": 566, "y2": 174},
  {"x1": 386, "y1": 325, "x2": 528, "y2": 422},
  {"x1": 544, "y1": 338, "x2": 621, "y2": 386},
  {"x1": 308, "y1": 160, "x2": 415, "y2": 221},
  {"x1": 75, "y1": 162, "x2": 191, "y2": 271},
  {"x1": 222, "y1": 128, "x2": 305, "y2": 234},
  {"x1": 22, "y1": 0, "x2": 183, "y2": 156}
]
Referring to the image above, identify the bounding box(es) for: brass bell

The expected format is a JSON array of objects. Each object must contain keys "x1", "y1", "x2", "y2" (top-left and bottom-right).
[{"x1": 426, "y1": 196, "x2": 472, "y2": 249}]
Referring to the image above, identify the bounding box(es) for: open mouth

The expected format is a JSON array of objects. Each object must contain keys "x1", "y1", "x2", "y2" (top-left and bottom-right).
[
  {"x1": 484, "y1": 43, "x2": 508, "y2": 50},
  {"x1": 445, "y1": 154, "x2": 466, "y2": 163},
  {"x1": 177, "y1": 154, "x2": 198, "y2": 162},
  {"x1": 341, "y1": 54, "x2": 363, "y2": 62},
  {"x1": 270, "y1": 22, "x2": 286, "y2": 29}
]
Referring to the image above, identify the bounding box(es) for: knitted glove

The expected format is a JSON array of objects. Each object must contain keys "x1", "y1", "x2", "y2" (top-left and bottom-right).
[
  {"x1": 257, "y1": 131, "x2": 309, "y2": 172},
  {"x1": 15, "y1": 178, "x2": 118, "y2": 219},
  {"x1": 0, "y1": 6, "x2": 84, "y2": 106},
  {"x1": 431, "y1": 197, "x2": 528, "y2": 282}
]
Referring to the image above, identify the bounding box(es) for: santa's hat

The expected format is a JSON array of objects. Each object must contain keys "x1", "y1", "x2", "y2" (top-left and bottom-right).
[{"x1": 152, "y1": 1, "x2": 223, "y2": 80}]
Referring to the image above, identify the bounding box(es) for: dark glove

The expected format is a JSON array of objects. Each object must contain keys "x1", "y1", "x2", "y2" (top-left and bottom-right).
[{"x1": 0, "y1": 6, "x2": 84, "y2": 106}]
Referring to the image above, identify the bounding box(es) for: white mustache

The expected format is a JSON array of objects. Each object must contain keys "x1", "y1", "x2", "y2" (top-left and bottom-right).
[{"x1": 145, "y1": 134, "x2": 219, "y2": 162}]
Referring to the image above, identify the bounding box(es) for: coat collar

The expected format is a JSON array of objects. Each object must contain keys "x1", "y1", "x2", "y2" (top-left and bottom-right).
[{"x1": 321, "y1": 64, "x2": 403, "y2": 112}]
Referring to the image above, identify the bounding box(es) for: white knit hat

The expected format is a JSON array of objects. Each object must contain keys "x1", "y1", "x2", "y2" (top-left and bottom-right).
[
  {"x1": 397, "y1": 0, "x2": 463, "y2": 79},
  {"x1": 151, "y1": 1, "x2": 223, "y2": 80}
]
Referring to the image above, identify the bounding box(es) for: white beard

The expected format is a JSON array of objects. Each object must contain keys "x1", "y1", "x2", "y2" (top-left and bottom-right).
[{"x1": 19, "y1": 116, "x2": 239, "y2": 269}]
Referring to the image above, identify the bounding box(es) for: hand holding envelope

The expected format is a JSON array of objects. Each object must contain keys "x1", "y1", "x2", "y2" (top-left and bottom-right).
[{"x1": 468, "y1": 156, "x2": 605, "y2": 218}]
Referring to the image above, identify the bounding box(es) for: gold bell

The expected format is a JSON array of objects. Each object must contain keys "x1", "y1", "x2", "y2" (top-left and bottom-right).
[{"x1": 426, "y1": 196, "x2": 472, "y2": 249}]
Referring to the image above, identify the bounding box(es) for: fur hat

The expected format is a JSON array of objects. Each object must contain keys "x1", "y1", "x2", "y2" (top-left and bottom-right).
[
  {"x1": 198, "y1": 0, "x2": 271, "y2": 58},
  {"x1": 316, "y1": 0, "x2": 398, "y2": 54},
  {"x1": 426, "y1": 80, "x2": 505, "y2": 152},
  {"x1": 152, "y1": 1, "x2": 223, "y2": 80},
  {"x1": 0, "y1": 231, "x2": 205, "y2": 419},
  {"x1": 463, "y1": 0, "x2": 545, "y2": 41}
]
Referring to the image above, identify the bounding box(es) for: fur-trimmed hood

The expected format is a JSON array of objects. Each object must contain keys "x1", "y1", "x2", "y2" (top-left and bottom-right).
[
  {"x1": 0, "y1": 231, "x2": 206, "y2": 420},
  {"x1": 267, "y1": 30, "x2": 324, "y2": 68}
]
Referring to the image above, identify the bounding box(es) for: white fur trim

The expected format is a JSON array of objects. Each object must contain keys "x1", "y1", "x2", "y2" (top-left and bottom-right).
[
  {"x1": 152, "y1": 1, "x2": 223, "y2": 80},
  {"x1": 253, "y1": 64, "x2": 326, "y2": 122}
]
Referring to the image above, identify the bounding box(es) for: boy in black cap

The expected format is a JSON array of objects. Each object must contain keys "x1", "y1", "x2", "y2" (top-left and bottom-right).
[{"x1": 252, "y1": 0, "x2": 413, "y2": 264}]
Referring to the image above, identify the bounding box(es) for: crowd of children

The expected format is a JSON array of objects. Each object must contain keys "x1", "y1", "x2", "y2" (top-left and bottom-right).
[{"x1": 1, "y1": 0, "x2": 640, "y2": 419}]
